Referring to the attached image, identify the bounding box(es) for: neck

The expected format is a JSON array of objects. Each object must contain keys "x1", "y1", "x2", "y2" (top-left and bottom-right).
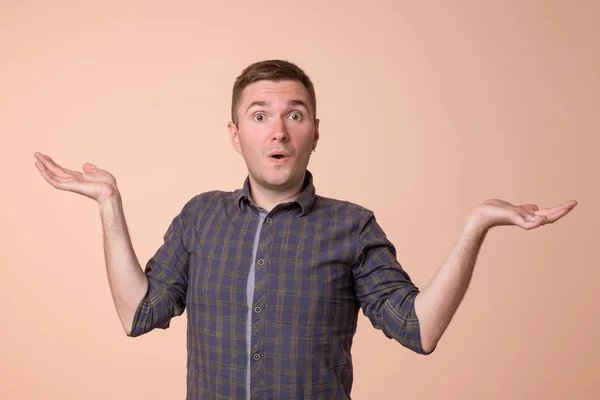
[{"x1": 249, "y1": 176, "x2": 305, "y2": 212}]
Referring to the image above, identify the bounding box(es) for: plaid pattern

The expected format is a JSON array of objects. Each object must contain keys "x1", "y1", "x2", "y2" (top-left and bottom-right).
[{"x1": 130, "y1": 171, "x2": 428, "y2": 400}]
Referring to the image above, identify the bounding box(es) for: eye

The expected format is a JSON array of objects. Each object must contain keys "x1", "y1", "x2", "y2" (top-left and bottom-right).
[
  {"x1": 253, "y1": 113, "x2": 266, "y2": 122},
  {"x1": 288, "y1": 112, "x2": 303, "y2": 121}
]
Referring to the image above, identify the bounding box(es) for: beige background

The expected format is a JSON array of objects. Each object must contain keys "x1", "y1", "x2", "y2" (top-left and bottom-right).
[{"x1": 1, "y1": 1, "x2": 599, "y2": 399}]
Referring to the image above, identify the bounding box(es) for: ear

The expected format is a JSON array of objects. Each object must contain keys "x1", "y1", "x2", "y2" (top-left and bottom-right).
[
  {"x1": 312, "y1": 118, "x2": 320, "y2": 150},
  {"x1": 228, "y1": 121, "x2": 243, "y2": 155}
]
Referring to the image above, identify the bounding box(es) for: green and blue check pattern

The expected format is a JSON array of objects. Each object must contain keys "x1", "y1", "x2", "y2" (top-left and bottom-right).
[{"x1": 130, "y1": 171, "x2": 430, "y2": 399}]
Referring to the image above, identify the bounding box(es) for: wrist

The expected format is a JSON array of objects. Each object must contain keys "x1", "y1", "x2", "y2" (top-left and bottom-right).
[
  {"x1": 98, "y1": 190, "x2": 122, "y2": 211},
  {"x1": 464, "y1": 208, "x2": 492, "y2": 239}
]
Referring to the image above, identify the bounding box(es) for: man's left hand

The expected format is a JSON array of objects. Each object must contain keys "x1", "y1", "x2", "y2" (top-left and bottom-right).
[{"x1": 471, "y1": 199, "x2": 578, "y2": 232}]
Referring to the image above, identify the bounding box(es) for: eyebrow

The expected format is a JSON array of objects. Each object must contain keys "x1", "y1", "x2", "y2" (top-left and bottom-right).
[{"x1": 245, "y1": 99, "x2": 310, "y2": 115}]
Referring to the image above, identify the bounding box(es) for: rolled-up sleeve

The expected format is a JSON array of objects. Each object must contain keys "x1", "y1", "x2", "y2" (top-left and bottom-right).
[
  {"x1": 353, "y1": 212, "x2": 434, "y2": 355},
  {"x1": 129, "y1": 201, "x2": 192, "y2": 337}
]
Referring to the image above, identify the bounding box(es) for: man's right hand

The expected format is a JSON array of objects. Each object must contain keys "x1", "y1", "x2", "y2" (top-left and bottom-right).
[
  {"x1": 34, "y1": 151, "x2": 148, "y2": 335},
  {"x1": 34, "y1": 152, "x2": 118, "y2": 202}
]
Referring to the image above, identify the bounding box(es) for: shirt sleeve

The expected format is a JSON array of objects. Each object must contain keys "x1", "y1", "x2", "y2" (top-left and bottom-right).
[
  {"x1": 128, "y1": 200, "x2": 193, "y2": 337},
  {"x1": 353, "y1": 211, "x2": 435, "y2": 355}
]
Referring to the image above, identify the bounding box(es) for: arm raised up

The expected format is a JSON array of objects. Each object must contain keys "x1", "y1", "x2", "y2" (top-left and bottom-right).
[
  {"x1": 34, "y1": 152, "x2": 148, "y2": 335},
  {"x1": 414, "y1": 199, "x2": 578, "y2": 353}
]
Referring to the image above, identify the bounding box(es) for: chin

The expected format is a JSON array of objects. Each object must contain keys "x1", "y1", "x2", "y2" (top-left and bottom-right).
[
  {"x1": 263, "y1": 175, "x2": 293, "y2": 188},
  {"x1": 262, "y1": 169, "x2": 298, "y2": 188}
]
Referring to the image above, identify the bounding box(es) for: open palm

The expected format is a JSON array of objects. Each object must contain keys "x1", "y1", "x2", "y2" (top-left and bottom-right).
[
  {"x1": 34, "y1": 152, "x2": 118, "y2": 201},
  {"x1": 476, "y1": 199, "x2": 578, "y2": 230}
]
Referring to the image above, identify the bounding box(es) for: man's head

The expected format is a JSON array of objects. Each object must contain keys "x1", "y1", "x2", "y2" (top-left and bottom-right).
[
  {"x1": 230, "y1": 60, "x2": 317, "y2": 126},
  {"x1": 228, "y1": 60, "x2": 320, "y2": 195}
]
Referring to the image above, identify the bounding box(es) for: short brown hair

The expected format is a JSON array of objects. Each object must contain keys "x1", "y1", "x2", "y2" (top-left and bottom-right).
[{"x1": 231, "y1": 59, "x2": 317, "y2": 125}]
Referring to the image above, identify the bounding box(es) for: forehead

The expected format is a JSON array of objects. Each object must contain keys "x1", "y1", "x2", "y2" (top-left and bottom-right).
[{"x1": 239, "y1": 80, "x2": 310, "y2": 106}]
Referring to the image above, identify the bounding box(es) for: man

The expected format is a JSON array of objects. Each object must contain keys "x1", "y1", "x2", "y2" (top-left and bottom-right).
[{"x1": 34, "y1": 59, "x2": 577, "y2": 400}]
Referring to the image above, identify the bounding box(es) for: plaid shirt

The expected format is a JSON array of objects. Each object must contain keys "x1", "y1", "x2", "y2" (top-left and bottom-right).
[{"x1": 130, "y1": 171, "x2": 430, "y2": 399}]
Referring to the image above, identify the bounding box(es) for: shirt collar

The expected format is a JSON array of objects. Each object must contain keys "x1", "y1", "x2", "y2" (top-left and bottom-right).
[{"x1": 235, "y1": 170, "x2": 316, "y2": 216}]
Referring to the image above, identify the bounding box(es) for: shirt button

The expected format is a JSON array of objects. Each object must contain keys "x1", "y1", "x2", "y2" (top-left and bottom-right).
[
  {"x1": 254, "y1": 306, "x2": 262, "y2": 313},
  {"x1": 253, "y1": 353, "x2": 260, "y2": 361},
  {"x1": 257, "y1": 259, "x2": 264, "y2": 266},
  {"x1": 265, "y1": 217, "x2": 272, "y2": 224}
]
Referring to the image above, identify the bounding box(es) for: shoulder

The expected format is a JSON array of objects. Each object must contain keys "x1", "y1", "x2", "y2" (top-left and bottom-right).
[
  {"x1": 313, "y1": 195, "x2": 374, "y2": 222},
  {"x1": 185, "y1": 189, "x2": 238, "y2": 205},
  {"x1": 178, "y1": 189, "x2": 240, "y2": 217}
]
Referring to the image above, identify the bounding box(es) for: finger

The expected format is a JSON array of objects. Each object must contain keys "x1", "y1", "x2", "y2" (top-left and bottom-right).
[
  {"x1": 535, "y1": 201, "x2": 578, "y2": 217},
  {"x1": 35, "y1": 159, "x2": 60, "y2": 181},
  {"x1": 540, "y1": 207, "x2": 575, "y2": 225},
  {"x1": 34, "y1": 159, "x2": 47, "y2": 174},
  {"x1": 514, "y1": 212, "x2": 547, "y2": 230},
  {"x1": 520, "y1": 204, "x2": 539, "y2": 211},
  {"x1": 37, "y1": 153, "x2": 71, "y2": 179},
  {"x1": 563, "y1": 200, "x2": 578, "y2": 210},
  {"x1": 36, "y1": 159, "x2": 83, "y2": 189},
  {"x1": 35, "y1": 160, "x2": 70, "y2": 190},
  {"x1": 45, "y1": 155, "x2": 86, "y2": 183},
  {"x1": 63, "y1": 167, "x2": 83, "y2": 177},
  {"x1": 33, "y1": 152, "x2": 50, "y2": 166},
  {"x1": 82, "y1": 162, "x2": 98, "y2": 173}
]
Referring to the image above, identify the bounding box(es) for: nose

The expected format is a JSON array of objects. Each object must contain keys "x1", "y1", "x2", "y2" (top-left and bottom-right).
[{"x1": 271, "y1": 116, "x2": 289, "y2": 142}]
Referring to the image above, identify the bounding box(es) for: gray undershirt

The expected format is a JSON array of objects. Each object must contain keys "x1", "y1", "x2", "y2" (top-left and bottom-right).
[{"x1": 246, "y1": 211, "x2": 266, "y2": 400}]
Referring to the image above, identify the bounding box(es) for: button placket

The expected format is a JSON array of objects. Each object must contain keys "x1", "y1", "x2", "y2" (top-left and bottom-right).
[{"x1": 250, "y1": 213, "x2": 272, "y2": 399}]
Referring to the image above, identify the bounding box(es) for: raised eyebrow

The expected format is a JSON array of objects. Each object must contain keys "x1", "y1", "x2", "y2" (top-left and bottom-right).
[
  {"x1": 288, "y1": 100, "x2": 309, "y2": 111},
  {"x1": 245, "y1": 101, "x2": 269, "y2": 114},
  {"x1": 245, "y1": 99, "x2": 310, "y2": 114}
]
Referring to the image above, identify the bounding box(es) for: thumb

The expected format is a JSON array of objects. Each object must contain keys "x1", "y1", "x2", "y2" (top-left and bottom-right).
[
  {"x1": 82, "y1": 162, "x2": 98, "y2": 173},
  {"x1": 519, "y1": 204, "x2": 539, "y2": 211}
]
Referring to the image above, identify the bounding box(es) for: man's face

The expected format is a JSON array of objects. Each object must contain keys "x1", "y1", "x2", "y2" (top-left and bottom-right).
[{"x1": 228, "y1": 80, "x2": 319, "y2": 193}]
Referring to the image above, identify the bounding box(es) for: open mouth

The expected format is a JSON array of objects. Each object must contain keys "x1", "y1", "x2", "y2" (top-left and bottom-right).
[{"x1": 268, "y1": 151, "x2": 289, "y2": 160}]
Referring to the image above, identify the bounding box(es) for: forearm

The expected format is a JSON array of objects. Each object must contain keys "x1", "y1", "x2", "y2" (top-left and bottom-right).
[
  {"x1": 414, "y1": 215, "x2": 488, "y2": 353},
  {"x1": 98, "y1": 193, "x2": 148, "y2": 335}
]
